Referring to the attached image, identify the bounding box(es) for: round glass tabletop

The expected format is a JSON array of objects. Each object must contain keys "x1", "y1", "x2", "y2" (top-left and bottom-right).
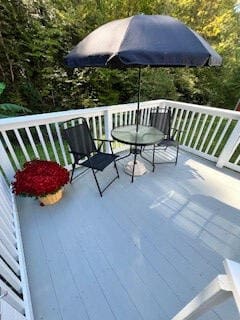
[{"x1": 111, "y1": 125, "x2": 164, "y2": 146}]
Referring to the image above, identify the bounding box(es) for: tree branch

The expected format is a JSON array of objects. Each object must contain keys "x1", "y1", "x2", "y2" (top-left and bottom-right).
[{"x1": 0, "y1": 30, "x2": 15, "y2": 82}]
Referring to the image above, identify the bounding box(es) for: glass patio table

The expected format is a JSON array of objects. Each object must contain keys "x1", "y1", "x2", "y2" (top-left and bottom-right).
[{"x1": 111, "y1": 125, "x2": 164, "y2": 182}]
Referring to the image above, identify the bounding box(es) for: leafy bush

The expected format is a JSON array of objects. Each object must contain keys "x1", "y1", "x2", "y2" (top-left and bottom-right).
[{"x1": 0, "y1": 82, "x2": 31, "y2": 118}]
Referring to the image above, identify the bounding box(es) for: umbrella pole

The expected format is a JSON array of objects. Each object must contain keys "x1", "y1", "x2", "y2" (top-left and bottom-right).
[{"x1": 136, "y1": 67, "x2": 141, "y2": 133}]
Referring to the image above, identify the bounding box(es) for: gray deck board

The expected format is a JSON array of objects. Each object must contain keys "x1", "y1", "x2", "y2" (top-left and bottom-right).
[{"x1": 18, "y1": 150, "x2": 240, "y2": 320}]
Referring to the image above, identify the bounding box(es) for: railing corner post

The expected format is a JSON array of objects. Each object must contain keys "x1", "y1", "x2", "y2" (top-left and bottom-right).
[
  {"x1": 216, "y1": 120, "x2": 240, "y2": 169},
  {"x1": 104, "y1": 109, "x2": 113, "y2": 153}
]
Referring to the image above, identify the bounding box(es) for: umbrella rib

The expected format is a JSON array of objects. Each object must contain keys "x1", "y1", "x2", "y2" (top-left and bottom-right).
[{"x1": 106, "y1": 16, "x2": 135, "y2": 65}]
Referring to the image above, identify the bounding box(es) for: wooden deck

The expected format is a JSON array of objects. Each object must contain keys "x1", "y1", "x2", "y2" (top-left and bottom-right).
[{"x1": 17, "y1": 149, "x2": 240, "y2": 320}]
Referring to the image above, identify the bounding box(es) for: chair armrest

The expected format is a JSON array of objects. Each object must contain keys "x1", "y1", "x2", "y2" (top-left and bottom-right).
[
  {"x1": 171, "y1": 127, "x2": 185, "y2": 141},
  {"x1": 171, "y1": 127, "x2": 184, "y2": 133},
  {"x1": 93, "y1": 138, "x2": 115, "y2": 153},
  {"x1": 69, "y1": 150, "x2": 80, "y2": 155},
  {"x1": 93, "y1": 138, "x2": 114, "y2": 143},
  {"x1": 69, "y1": 151, "x2": 88, "y2": 161}
]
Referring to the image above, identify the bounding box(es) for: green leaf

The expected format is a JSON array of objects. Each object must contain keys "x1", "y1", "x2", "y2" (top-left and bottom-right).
[
  {"x1": 0, "y1": 113, "x2": 10, "y2": 118},
  {"x1": 0, "y1": 83, "x2": 6, "y2": 95},
  {"x1": 0, "y1": 103, "x2": 32, "y2": 114}
]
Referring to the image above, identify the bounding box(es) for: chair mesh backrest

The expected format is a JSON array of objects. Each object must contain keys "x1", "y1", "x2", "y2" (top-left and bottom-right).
[
  {"x1": 63, "y1": 118, "x2": 97, "y2": 156},
  {"x1": 150, "y1": 107, "x2": 171, "y2": 138}
]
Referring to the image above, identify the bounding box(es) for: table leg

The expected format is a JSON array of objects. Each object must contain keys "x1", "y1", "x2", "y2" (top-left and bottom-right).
[
  {"x1": 140, "y1": 146, "x2": 155, "y2": 172},
  {"x1": 116, "y1": 150, "x2": 132, "y2": 161},
  {"x1": 152, "y1": 145, "x2": 155, "y2": 172},
  {"x1": 116, "y1": 145, "x2": 147, "y2": 181},
  {"x1": 131, "y1": 152, "x2": 138, "y2": 183}
]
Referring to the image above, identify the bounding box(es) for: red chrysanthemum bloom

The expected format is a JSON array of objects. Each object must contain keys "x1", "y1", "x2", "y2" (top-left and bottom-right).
[{"x1": 12, "y1": 160, "x2": 69, "y2": 197}]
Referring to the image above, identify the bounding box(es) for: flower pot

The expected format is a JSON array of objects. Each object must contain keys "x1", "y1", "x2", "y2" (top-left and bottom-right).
[{"x1": 38, "y1": 188, "x2": 63, "y2": 206}]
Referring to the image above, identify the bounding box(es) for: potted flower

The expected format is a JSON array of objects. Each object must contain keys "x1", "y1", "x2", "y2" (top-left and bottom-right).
[{"x1": 12, "y1": 160, "x2": 69, "y2": 206}]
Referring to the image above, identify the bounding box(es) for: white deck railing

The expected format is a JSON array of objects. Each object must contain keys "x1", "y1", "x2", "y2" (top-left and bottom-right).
[
  {"x1": 171, "y1": 259, "x2": 240, "y2": 320},
  {"x1": 0, "y1": 99, "x2": 239, "y2": 181},
  {"x1": 0, "y1": 171, "x2": 33, "y2": 320},
  {"x1": 163, "y1": 100, "x2": 240, "y2": 172}
]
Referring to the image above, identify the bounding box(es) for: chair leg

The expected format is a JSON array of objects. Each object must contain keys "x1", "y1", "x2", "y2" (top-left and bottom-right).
[
  {"x1": 70, "y1": 162, "x2": 76, "y2": 183},
  {"x1": 91, "y1": 168, "x2": 103, "y2": 197},
  {"x1": 114, "y1": 160, "x2": 120, "y2": 178},
  {"x1": 175, "y1": 144, "x2": 179, "y2": 165},
  {"x1": 91, "y1": 164, "x2": 119, "y2": 197},
  {"x1": 152, "y1": 145, "x2": 156, "y2": 172}
]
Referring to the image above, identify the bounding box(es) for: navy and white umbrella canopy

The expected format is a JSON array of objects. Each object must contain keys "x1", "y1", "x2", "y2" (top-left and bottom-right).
[
  {"x1": 64, "y1": 15, "x2": 222, "y2": 68},
  {"x1": 65, "y1": 15, "x2": 222, "y2": 131}
]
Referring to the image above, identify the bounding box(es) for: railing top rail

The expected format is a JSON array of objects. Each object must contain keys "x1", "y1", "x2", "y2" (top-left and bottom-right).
[
  {"x1": 162, "y1": 99, "x2": 240, "y2": 119},
  {"x1": 0, "y1": 107, "x2": 105, "y2": 131},
  {"x1": 0, "y1": 99, "x2": 239, "y2": 131},
  {"x1": 0, "y1": 100, "x2": 164, "y2": 131}
]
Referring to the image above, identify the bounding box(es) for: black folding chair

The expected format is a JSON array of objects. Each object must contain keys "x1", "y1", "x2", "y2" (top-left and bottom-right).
[
  {"x1": 62, "y1": 117, "x2": 119, "y2": 197},
  {"x1": 149, "y1": 106, "x2": 182, "y2": 165}
]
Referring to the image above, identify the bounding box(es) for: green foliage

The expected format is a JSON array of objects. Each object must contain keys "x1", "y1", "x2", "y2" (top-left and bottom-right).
[
  {"x1": 0, "y1": 103, "x2": 31, "y2": 117},
  {"x1": 0, "y1": 82, "x2": 6, "y2": 95},
  {"x1": 0, "y1": 0, "x2": 239, "y2": 113},
  {"x1": 139, "y1": 68, "x2": 179, "y2": 102},
  {"x1": 0, "y1": 82, "x2": 31, "y2": 117}
]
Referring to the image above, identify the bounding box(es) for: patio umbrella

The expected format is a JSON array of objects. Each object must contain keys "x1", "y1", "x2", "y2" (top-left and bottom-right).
[{"x1": 64, "y1": 14, "x2": 222, "y2": 131}]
